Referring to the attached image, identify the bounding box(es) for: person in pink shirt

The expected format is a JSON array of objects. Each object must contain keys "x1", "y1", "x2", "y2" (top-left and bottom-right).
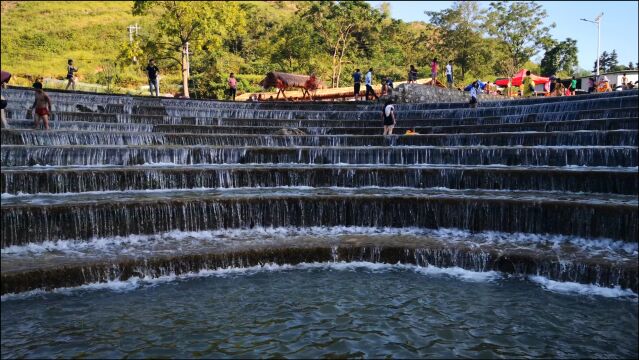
[
  {"x1": 227, "y1": 73, "x2": 237, "y2": 101},
  {"x1": 430, "y1": 57, "x2": 438, "y2": 86}
]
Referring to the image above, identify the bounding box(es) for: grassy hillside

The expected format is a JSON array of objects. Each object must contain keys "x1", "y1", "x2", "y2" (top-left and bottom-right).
[{"x1": 1, "y1": 1, "x2": 154, "y2": 86}]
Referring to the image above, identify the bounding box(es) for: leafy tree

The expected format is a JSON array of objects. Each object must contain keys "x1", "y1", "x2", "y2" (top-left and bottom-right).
[
  {"x1": 299, "y1": 1, "x2": 383, "y2": 87},
  {"x1": 426, "y1": 1, "x2": 485, "y2": 81},
  {"x1": 593, "y1": 49, "x2": 620, "y2": 73},
  {"x1": 270, "y1": 19, "x2": 320, "y2": 73},
  {"x1": 540, "y1": 38, "x2": 578, "y2": 76},
  {"x1": 132, "y1": 1, "x2": 245, "y2": 97},
  {"x1": 485, "y1": 1, "x2": 555, "y2": 75},
  {"x1": 628, "y1": 62, "x2": 635, "y2": 70}
]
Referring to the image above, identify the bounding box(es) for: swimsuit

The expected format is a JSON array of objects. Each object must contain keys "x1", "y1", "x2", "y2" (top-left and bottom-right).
[{"x1": 35, "y1": 107, "x2": 49, "y2": 116}]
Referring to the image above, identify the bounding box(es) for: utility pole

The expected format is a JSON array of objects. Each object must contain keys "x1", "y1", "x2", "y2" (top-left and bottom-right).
[
  {"x1": 581, "y1": 13, "x2": 603, "y2": 77},
  {"x1": 127, "y1": 23, "x2": 141, "y2": 63}
]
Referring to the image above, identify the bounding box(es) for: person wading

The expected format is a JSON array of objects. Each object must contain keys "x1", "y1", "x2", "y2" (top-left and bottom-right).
[
  {"x1": 30, "y1": 81, "x2": 52, "y2": 130},
  {"x1": 365, "y1": 68, "x2": 379, "y2": 101},
  {"x1": 382, "y1": 99, "x2": 396, "y2": 135},
  {"x1": 65, "y1": 59, "x2": 78, "y2": 90},
  {"x1": 228, "y1": 72, "x2": 237, "y2": 101}
]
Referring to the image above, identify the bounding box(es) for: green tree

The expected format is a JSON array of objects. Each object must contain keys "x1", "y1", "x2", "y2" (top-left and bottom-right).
[
  {"x1": 132, "y1": 1, "x2": 245, "y2": 97},
  {"x1": 540, "y1": 38, "x2": 578, "y2": 76},
  {"x1": 270, "y1": 19, "x2": 320, "y2": 73},
  {"x1": 485, "y1": 1, "x2": 555, "y2": 75},
  {"x1": 299, "y1": 1, "x2": 383, "y2": 87},
  {"x1": 426, "y1": 1, "x2": 485, "y2": 81}
]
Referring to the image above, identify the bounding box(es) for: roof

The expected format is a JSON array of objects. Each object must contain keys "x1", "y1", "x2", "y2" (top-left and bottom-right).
[
  {"x1": 575, "y1": 69, "x2": 638, "y2": 79},
  {"x1": 259, "y1": 72, "x2": 326, "y2": 89}
]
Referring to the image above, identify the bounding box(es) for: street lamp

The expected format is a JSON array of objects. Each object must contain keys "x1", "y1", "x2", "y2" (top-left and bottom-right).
[{"x1": 581, "y1": 13, "x2": 603, "y2": 77}]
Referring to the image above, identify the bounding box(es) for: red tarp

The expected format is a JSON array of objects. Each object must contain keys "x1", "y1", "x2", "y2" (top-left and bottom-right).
[{"x1": 494, "y1": 69, "x2": 550, "y2": 87}]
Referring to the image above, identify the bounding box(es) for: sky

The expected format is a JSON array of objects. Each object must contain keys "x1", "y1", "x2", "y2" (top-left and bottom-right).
[{"x1": 367, "y1": 1, "x2": 639, "y2": 70}]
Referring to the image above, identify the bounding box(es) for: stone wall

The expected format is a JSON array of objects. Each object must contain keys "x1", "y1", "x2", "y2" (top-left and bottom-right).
[{"x1": 387, "y1": 83, "x2": 507, "y2": 103}]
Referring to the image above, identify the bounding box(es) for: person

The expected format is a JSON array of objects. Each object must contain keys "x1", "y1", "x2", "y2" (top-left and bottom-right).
[
  {"x1": 258, "y1": 94, "x2": 263, "y2": 102},
  {"x1": 430, "y1": 57, "x2": 438, "y2": 86},
  {"x1": 522, "y1": 70, "x2": 534, "y2": 97},
  {"x1": 569, "y1": 76, "x2": 577, "y2": 96},
  {"x1": 554, "y1": 78, "x2": 564, "y2": 96},
  {"x1": 405, "y1": 128, "x2": 419, "y2": 135},
  {"x1": 65, "y1": 59, "x2": 78, "y2": 90},
  {"x1": 549, "y1": 75, "x2": 556, "y2": 94},
  {"x1": 408, "y1": 65, "x2": 417, "y2": 84},
  {"x1": 386, "y1": 77, "x2": 394, "y2": 93},
  {"x1": 146, "y1": 59, "x2": 160, "y2": 97},
  {"x1": 445, "y1": 61, "x2": 453, "y2": 89},
  {"x1": 621, "y1": 73, "x2": 628, "y2": 88},
  {"x1": 587, "y1": 77, "x2": 595, "y2": 93},
  {"x1": 1, "y1": 70, "x2": 10, "y2": 129},
  {"x1": 30, "y1": 81, "x2": 51, "y2": 130},
  {"x1": 353, "y1": 69, "x2": 362, "y2": 100},
  {"x1": 381, "y1": 77, "x2": 388, "y2": 96},
  {"x1": 469, "y1": 81, "x2": 479, "y2": 108},
  {"x1": 506, "y1": 78, "x2": 513, "y2": 97},
  {"x1": 365, "y1": 68, "x2": 378, "y2": 101},
  {"x1": 228, "y1": 72, "x2": 237, "y2": 101},
  {"x1": 381, "y1": 99, "x2": 396, "y2": 135}
]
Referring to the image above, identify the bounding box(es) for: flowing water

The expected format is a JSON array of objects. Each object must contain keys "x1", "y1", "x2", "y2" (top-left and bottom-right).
[
  {"x1": 1, "y1": 88, "x2": 638, "y2": 357},
  {"x1": 2, "y1": 264, "x2": 637, "y2": 359}
]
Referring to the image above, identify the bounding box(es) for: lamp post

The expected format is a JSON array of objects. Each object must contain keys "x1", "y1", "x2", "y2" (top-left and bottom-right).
[{"x1": 581, "y1": 13, "x2": 603, "y2": 77}]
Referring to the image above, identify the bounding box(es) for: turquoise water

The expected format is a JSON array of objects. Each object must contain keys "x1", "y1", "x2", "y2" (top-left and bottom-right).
[{"x1": 2, "y1": 263, "x2": 637, "y2": 358}]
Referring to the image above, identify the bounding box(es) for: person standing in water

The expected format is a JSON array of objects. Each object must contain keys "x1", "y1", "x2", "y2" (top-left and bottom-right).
[
  {"x1": 382, "y1": 99, "x2": 396, "y2": 135},
  {"x1": 430, "y1": 57, "x2": 439, "y2": 86},
  {"x1": 65, "y1": 59, "x2": 78, "y2": 90},
  {"x1": 445, "y1": 60, "x2": 453, "y2": 89},
  {"x1": 30, "y1": 81, "x2": 52, "y2": 130},
  {"x1": 569, "y1": 76, "x2": 577, "y2": 96},
  {"x1": 469, "y1": 81, "x2": 479, "y2": 108},
  {"x1": 353, "y1": 69, "x2": 362, "y2": 101}
]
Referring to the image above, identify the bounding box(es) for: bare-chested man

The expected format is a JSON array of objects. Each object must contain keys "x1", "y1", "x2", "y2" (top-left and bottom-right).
[{"x1": 30, "y1": 82, "x2": 51, "y2": 130}]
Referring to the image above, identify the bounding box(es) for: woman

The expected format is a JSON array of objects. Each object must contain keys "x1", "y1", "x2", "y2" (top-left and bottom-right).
[{"x1": 381, "y1": 100, "x2": 396, "y2": 136}]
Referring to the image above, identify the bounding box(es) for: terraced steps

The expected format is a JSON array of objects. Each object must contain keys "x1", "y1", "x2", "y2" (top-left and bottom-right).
[{"x1": 1, "y1": 87, "x2": 637, "y2": 294}]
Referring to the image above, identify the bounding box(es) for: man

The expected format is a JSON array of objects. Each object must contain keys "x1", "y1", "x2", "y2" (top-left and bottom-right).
[
  {"x1": 30, "y1": 81, "x2": 51, "y2": 130},
  {"x1": 522, "y1": 70, "x2": 534, "y2": 97},
  {"x1": 445, "y1": 61, "x2": 453, "y2": 89},
  {"x1": 569, "y1": 76, "x2": 577, "y2": 96},
  {"x1": 146, "y1": 59, "x2": 160, "y2": 97},
  {"x1": 365, "y1": 68, "x2": 378, "y2": 101},
  {"x1": 65, "y1": 59, "x2": 78, "y2": 90},
  {"x1": 353, "y1": 69, "x2": 362, "y2": 100},
  {"x1": 621, "y1": 73, "x2": 628, "y2": 88},
  {"x1": 228, "y1": 72, "x2": 237, "y2": 101}
]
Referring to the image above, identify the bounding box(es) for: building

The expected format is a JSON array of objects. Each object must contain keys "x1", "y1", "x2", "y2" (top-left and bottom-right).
[{"x1": 575, "y1": 70, "x2": 638, "y2": 91}]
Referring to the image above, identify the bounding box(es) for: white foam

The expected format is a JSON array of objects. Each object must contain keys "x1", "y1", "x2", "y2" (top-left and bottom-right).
[
  {"x1": 1, "y1": 262, "x2": 500, "y2": 301},
  {"x1": 528, "y1": 275, "x2": 638, "y2": 299},
  {"x1": 3, "y1": 226, "x2": 635, "y2": 257}
]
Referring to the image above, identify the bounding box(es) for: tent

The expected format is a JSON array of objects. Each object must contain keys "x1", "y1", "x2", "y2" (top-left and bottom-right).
[{"x1": 494, "y1": 69, "x2": 550, "y2": 87}]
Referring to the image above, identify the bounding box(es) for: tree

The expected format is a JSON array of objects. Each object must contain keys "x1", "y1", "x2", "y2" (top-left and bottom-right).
[
  {"x1": 132, "y1": 1, "x2": 245, "y2": 97},
  {"x1": 299, "y1": 1, "x2": 383, "y2": 87},
  {"x1": 426, "y1": 1, "x2": 486, "y2": 81},
  {"x1": 485, "y1": 1, "x2": 555, "y2": 75},
  {"x1": 593, "y1": 49, "x2": 620, "y2": 73},
  {"x1": 270, "y1": 19, "x2": 320, "y2": 73},
  {"x1": 540, "y1": 38, "x2": 578, "y2": 76},
  {"x1": 628, "y1": 62, "x2": 635, "y2": 70}
]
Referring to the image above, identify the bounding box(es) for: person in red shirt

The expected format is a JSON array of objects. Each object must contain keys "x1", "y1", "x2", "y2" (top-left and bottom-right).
[
  {"x1": 227, "y1": 73, "x2": 237, "y2": 101},
  {"x1": 430, "y1": 57, "x2": 439, "y2": 86}
]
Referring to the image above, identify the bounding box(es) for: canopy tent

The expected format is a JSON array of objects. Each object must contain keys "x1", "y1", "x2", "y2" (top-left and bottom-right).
[
  {"x1": 494, "y1": 69, "x2": 550, "y2": 87},
  {"x1": 259, "y1": 72, "x2": 325, "y2": 89}
]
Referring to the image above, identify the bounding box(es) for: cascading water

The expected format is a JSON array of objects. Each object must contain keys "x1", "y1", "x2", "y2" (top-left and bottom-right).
[{"x1": 1, "y1": 86, "x2": 637, "y2": 358}]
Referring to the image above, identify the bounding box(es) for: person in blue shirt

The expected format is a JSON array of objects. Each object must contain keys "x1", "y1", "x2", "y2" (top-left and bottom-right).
[
  {"x1": 365, "y1": 68, "x2": 379, "y2": 101},
  {"x1": 353, "y1": 69, "x2": 362, "y2": 101}
]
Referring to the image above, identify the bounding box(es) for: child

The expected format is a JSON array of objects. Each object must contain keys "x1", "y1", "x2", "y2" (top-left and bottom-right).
[
  {"x1": 65, "y1": 59, "x2": 78, "y2": 90},
  {"x1": 30, "y1": 82, "x2": 51, "y2": 130}
]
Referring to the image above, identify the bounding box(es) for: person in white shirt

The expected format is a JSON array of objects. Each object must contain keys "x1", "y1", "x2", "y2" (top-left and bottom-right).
[
  {"x1": 446, "y1": 61, "x2": 453, "y2": 89},
  {"x1": 382, "y1": 99, "x2": 396, "y2": 135},
  {"x1": 365, "y1": 68, "x2": 379, "y2": 101}
]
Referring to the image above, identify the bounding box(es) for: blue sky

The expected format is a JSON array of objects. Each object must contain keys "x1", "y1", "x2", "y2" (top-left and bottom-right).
[{"x1": 367, "y1": 1, "x2": 639, "y2": 70}]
